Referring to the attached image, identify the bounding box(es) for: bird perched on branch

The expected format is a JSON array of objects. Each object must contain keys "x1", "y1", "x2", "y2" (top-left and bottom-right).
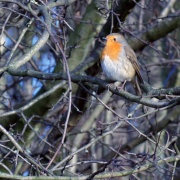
[{"x1": 100, "y1": 33, "x2": 144, "y2": 95}]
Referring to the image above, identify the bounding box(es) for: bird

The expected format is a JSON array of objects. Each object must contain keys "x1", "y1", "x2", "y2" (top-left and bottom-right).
[{"x1": 100, "y1": 33, "x2": 144, "y2": 94}]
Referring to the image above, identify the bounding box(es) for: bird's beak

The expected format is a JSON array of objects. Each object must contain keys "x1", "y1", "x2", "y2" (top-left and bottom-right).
[
  {"x1": 102, "y1": 37, "x2": 107, "y2": 41},
  {"x1": 95, "y1": 36, "x2": 107, "y2": 44},
  {"x1": 101, "y1": 37, "x2": 107, "y2": 45}
]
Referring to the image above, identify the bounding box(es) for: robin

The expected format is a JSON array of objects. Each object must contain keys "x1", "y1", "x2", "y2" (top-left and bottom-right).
[{"x1": 100, "y1": 33, "x2": 144, "y2": 94}]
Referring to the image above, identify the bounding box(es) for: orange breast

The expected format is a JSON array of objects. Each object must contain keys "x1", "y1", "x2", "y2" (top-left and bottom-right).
[{"x1": 101, "y1": 41, "x2": 122, "y2": 61}]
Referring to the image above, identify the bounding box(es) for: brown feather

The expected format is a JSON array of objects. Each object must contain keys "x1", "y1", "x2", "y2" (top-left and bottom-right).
[{"x1": 124, "y1": 46, "x2": 144, "y2": 83}]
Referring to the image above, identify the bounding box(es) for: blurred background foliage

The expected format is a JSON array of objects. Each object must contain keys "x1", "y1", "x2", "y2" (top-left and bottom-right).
[{"x1": 0, "y1": 0, "x2": 180, "y2": 179}]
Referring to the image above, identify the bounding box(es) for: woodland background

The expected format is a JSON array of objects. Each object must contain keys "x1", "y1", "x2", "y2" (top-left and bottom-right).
[{"x1": 0, "y1": 0, "x2": 180, "y2": 179}]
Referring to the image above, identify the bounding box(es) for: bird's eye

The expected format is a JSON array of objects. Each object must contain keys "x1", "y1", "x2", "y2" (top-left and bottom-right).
[{"x1": 114, "y1": 38, "x2": 116, "y2": 41}]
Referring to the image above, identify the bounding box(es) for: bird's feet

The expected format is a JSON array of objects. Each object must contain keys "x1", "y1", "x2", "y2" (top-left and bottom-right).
[
  {"x1": 116, "y1": 80, "x2": 127, "y2": 92},
  {"x1": 106, "y1": 81, "x2": 127, "y2": 92},
  {"x1": 106, "y1": 83, "x2": 114, "y2": 91}
]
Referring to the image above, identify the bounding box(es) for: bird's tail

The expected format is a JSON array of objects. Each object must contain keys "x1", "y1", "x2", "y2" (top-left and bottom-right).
[
  {"x1": 136, "y1": 71, "x2": 144, "y2": 84},
  {"x1": 132, "y1": 76, "x2": 143, "y2": 96}
]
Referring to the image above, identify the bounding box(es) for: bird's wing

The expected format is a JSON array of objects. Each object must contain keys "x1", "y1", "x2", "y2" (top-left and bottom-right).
[{"x1": 124, "y1": 46, "x2": 144, "y2": 83}]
